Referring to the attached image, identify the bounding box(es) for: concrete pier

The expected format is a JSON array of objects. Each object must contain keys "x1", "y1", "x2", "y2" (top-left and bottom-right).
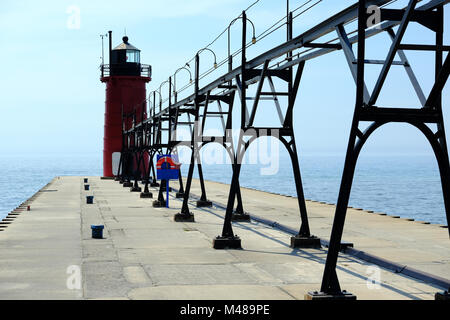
[{"x1": 0, "y1": 176, "x2": 448, "y2": 300}]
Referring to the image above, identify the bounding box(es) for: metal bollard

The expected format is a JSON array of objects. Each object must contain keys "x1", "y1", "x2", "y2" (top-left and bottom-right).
[
  {"x1": 86, "y1": 196, "x2": 94, "y2": 204},
  {"x1": 91, "y1": 225, "x2": 104, "y2": 239}
]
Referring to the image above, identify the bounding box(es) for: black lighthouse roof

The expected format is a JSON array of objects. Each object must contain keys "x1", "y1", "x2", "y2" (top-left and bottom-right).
[{"x1": 113, "y1": 36, "x2": 140, "y2": 51}]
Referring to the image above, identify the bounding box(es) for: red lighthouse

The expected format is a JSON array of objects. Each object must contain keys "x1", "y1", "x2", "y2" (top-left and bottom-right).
[{"x1": 100, "y1": 31, "x2": 151, "y2": 177}]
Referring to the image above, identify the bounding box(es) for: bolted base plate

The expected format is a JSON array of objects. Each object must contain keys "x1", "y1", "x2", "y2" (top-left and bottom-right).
[
  {"x1": 231, "y1": 212, "x2": 251, "y2": 222},
  {"x1": 323, "y1": 241, "x2": 354, "y2": 252},
  {"x1": 130, "y1": 186, "x2": 142, "y2": 192},
  {"x1": 152, "y1": 200, "x2": 166, "y2": 208},
  {"x1": 140, "y1": 192, "x2": 153, "y2": 199},
  {"x1": 305, "y1": 291, "x2": 356, "y2": 300},
  {"x1": 176, "y1": 192, "x2": 185, "y2": 199},
  {"x1": 213, "y1": 236, "x2": 242, "y2": 249},
  {"x1": 123, "y1": 182, "x2": 133, "y2": 188},
  {"x1": 435, "y1": 291, "x2": 450, "y2": 300},
  {"x1": 339, "y1": 242, "x2": 354, "y2": 252},
  {"x1": 174, "y1": 213, "x2": 195, "y2": 222},
  {"x1": 290, "y1": 235, "x2": 322, "y2": 249},
  {"x1": 196, "y1": 200, "x2": 213, "y2": 208},
  {"x1": 150, "y1": 182, "x2": 160, "y2": 187}
]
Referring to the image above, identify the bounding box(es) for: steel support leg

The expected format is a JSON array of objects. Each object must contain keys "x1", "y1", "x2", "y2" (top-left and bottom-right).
[
  {"x1": 174, "y1": 148, "x2": 196, "y2": 222},
  {"x1": 213, "y1": 159, "x2": 242, "y2": 249},
  {"x1": 131, "y1": 151, "x2": 142, "y2": 192},
  {"x1": 196, "y1": 163, "x2": 212, "y2": 207},
  {"x1": 176, "y1": 169, "x2": 185, "y2": 198},
  {"x1": 285, "y1": 138, "x2": 321, "y2": 248},
  {"x1": 140, "y1": 151, "x2": 153, "y2": 198},
  {"x1": 153, "y1": 179, "x2": 166, "y2": 207},
  {"x1": 307, "y1": 0, "x2": 367, "y2": 300},
  {"x1": 122, "y1": 153, "x2": 133, "y2": 187},
  {"x1": 318, "y1": 135, "x2": 359, "y2": 297},
  {"x1": 231, "y1": 173, "x2": 250, "y2": 221}
]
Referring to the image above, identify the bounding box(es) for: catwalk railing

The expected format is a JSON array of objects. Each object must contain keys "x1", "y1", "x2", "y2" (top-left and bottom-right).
[{"x1": 115, "y1": 0, "x2": 450, "y2": 299}]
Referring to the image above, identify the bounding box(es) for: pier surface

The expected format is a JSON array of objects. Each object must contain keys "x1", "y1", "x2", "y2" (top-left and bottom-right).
[{"x1": 0, "y1": 176, "x2": 448, "y2": 300}]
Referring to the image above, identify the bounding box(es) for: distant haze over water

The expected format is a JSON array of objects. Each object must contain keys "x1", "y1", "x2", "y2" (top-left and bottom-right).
[{"x1": 0, "y1": 153, "x2": 447, "y2": 226}]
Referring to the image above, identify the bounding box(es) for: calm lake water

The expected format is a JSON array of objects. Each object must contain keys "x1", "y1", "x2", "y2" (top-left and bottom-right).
[{"x1": 0, "y1": 152, "x2": 447, "y2": 225}]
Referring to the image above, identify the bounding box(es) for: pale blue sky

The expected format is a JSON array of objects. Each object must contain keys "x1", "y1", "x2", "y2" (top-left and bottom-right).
[{"x1": 0, "y1": 0, "x2": 449, "y2": 158}]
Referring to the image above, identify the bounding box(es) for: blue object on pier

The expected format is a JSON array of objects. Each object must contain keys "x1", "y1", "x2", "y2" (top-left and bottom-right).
[
  {"x1": 91, "y1": 225, "x2": 104, "y2": 239},
  {"x1": 156, "y1": 155, "x2": 181, "y2": 208},
  {"x1": 86, "y1": 195, "x2": 94, "y2": 204},
  {"x1": 84, "y1": 184, "x2": 90, "y2": 191},
  {"x1": 156, "y1": 155, "x2": 180, "y2": 181}
]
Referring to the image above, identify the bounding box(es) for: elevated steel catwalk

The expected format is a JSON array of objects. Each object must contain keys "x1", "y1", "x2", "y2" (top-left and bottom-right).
[
  {"x1": 138, "y1": 0, "x2": 448, "y2": 121},
  {"x1": 115, "y1": 0, "x2": 450, "y2": 300}
]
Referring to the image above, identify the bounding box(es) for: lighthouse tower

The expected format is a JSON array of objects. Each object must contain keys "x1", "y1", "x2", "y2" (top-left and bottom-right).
[{"x1": 100, "y1": 31, "x2": 151, "y2": 177}]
